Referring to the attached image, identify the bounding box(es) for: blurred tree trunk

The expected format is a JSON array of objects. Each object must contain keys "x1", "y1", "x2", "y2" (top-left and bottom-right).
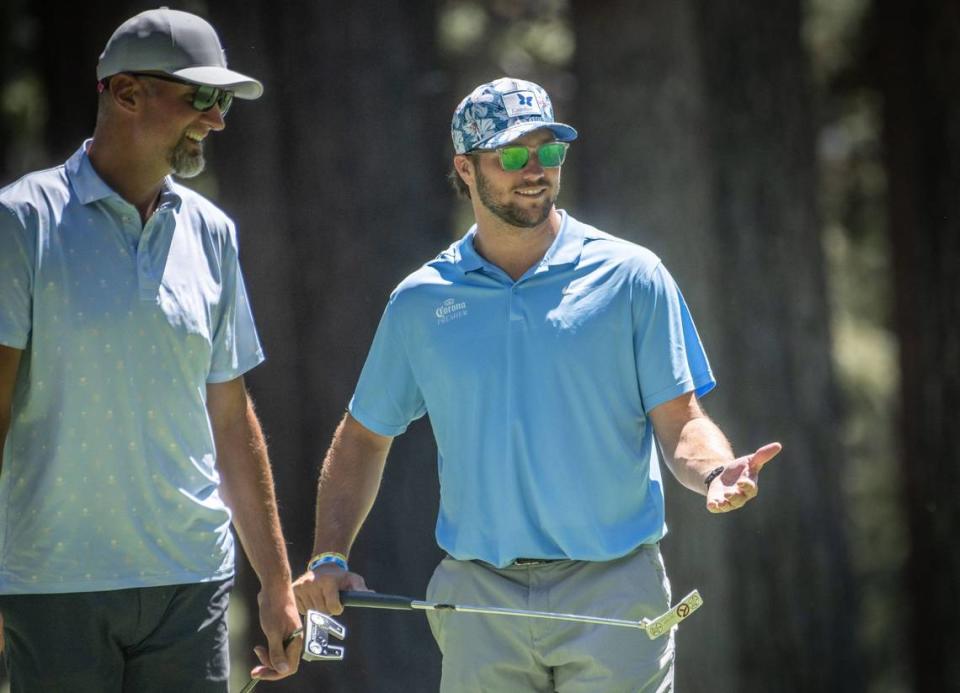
[
  {"x1": 872, "y1": 2, "x2": 960, "y2": 690},
  {"x1": 32, "y1": 0, "x2": 130, "y2": 162},
  {"x1": 572, "y1": 1, "x2": 863, "y2": 691},
  {"x1": 213, "y1": 2, "x2": 450, "y2": 691},
  {"x1": 0, "y1": 0, "x2": 23, "y2": 179}
]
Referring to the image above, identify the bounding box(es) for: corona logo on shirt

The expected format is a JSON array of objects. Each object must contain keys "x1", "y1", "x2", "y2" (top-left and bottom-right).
[{"x1": 435, "y1": 297, "x2": 468, "y2": 325}]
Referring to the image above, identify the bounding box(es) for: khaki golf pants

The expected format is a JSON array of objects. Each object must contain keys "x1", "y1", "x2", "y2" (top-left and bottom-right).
[{"x1": 426, "y1": 545, "x2": 675, "y2": 693}]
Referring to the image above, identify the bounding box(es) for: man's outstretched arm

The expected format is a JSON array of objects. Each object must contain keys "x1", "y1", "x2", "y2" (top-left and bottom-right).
[
  {"x1": 649, "y1": 391, "x2": 781, "y2": 513},
  {"x1": 292, "y1": 412, "x2": 394, "y2": 615}
]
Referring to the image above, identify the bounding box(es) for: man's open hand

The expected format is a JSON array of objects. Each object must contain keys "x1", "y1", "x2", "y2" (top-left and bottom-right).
[{"x1": 706, "y1": 442, "x2": 781, "y2": 513}]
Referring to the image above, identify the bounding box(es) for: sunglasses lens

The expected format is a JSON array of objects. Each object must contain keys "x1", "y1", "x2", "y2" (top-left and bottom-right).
[
  {"x1": 192, "y1": 86, "x2": 218, "y2": 110},
  {"x1": 538, "y1": 142, "x2": 567, "y2": 167},
  {"x1": 218, "y1": 91, "x2": 233, "y2": 115},
  {"x1": 499, "y1": 147, "x2": 530, "y2": 171},
  {"x1": 193, "y1": 86, "x2": 233, "y2": 115}
]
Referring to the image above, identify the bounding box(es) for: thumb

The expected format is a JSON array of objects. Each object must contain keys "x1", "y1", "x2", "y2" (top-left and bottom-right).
[
  {"x1": 749, "y1": 442, "x2": 782, "y2": 474},
  {"x1": 268, "y1": 635, "x2": 291, "y2": 675}
]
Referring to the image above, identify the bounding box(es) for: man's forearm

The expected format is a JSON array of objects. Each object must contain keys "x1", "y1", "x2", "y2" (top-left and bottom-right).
[
  {"x1": 310, "y1": 413, "x2": 392, "y2": 559},
  {"x1": 214, "y1": 396, "x2": 292, "y2": 589},
  {"x1": 662, "y1": 415, "x2": 736, "y2": 495}
]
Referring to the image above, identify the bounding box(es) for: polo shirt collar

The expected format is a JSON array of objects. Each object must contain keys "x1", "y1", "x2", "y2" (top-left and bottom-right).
[
  {"x1": 456, "y1": 228, "x2": 486, "y2": 272},
  {"x1": 66, "y1": 140, "x2": 182, "y2": 212},
  {"x1": 455, "y1": 209, "x2": 584, "y2": 275},
  {"x1": 540, "y1": 210, "x2": 583, "y2": 268}
]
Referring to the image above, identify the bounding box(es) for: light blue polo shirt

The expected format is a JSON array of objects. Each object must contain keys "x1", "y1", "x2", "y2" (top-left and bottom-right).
[
  {"x1": 0, "y1": 142, "x2": 264, "y2": 594},
  {"x1": 349, "y1": 212, "x2": 715, "y2": 568}
]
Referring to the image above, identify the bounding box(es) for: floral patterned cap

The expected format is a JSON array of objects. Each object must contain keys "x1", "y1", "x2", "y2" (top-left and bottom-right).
[{"x1": 451, "y1": 77, "x2": 577, "y2": 154}]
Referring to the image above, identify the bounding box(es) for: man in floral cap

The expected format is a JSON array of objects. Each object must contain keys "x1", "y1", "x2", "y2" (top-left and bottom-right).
[{"x1": 295, "y1": 77, "x2": 780, "y2": 691}]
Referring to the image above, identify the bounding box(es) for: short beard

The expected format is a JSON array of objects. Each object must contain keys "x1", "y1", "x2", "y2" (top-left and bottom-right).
[
  {"x1": 475, "y1": 164, "x2": 557, "y2": 228},
  {"x1": 169, "y1": 136, "x2": 206, "y2": 178}
]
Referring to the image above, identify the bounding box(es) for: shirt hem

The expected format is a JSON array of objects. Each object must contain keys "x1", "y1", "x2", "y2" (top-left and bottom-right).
[
  {"x1": 442, "y1": 532, "x2": 669, "y2": 569},
  {"x1": 643, "y1": 372, "x2": 716, "y2": 413},
  {"x1": 207, "y1": 352, "x2": 265, "y2": 383},
  {"x1": 348, "y1": 402, "x2": 409, "y2": 437},
  {"x1": 0, "y1": 333, "x2": 28, "y2": 350},
  {"x1": 0, "y1": 568, "x2": 235, "y2": 595}
]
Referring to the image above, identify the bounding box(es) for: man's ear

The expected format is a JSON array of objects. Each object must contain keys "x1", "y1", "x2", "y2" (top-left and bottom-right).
[
  {"x1": 106, "y1": 74, "x2": 142, "y2": 114},
  {"x1": 453, "y1": 154, "x2": 475, "y2": 186}
]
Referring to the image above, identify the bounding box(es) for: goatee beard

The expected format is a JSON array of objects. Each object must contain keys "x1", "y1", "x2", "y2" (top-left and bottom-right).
[{"x1": 169, "y1": 136, "x2": 206, "y2": 179}]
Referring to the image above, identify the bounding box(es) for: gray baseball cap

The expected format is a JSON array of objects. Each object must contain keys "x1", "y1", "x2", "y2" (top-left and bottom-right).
[{"x1": 96, "y1": 8, "x2": 263, "y2": 99}]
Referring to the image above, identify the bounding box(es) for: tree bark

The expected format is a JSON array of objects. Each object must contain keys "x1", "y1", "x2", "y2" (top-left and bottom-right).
[
  {"x1": 872, "y1": 1, "x2": 960, "y2": 690},
  {"x1": 572, "y1": 1, "x2": 863, "y2": 691}
]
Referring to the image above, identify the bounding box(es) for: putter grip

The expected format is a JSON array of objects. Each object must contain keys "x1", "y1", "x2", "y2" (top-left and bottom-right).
[{"x1": 340, "y1": 590, "x2": 415, "y2": 611}]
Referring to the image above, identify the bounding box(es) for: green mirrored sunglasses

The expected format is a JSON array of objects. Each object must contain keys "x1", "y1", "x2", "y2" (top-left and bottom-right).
[
  {"x1": 128, "y1": 72, "x2": 234, "y2": 115},
  {"x1": 495, "y1": 142, "x2": 569, "y2": 171}
]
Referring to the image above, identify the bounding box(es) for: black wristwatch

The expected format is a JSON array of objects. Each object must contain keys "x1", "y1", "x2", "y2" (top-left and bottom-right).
[{"x1": 703, "y1": 465, "x2": 725, "y2": 488}]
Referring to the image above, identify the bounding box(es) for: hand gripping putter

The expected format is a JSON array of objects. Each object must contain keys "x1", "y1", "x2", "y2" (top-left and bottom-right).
[
  {"x1": 238, "y1": 611, "x2": 346, "y2": 692},
  {"x1": 339, "y1": 588, "x2": 703, "y2": 640}
]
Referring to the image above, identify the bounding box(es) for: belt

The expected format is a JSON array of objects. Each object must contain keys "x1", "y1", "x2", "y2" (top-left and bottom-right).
[{"x1": 511, "y1": 557, "x2": 564, "y2": 566}]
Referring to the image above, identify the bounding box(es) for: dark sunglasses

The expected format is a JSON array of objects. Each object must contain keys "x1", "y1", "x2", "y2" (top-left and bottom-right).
[
  {"x1": 494, "y1": 142, "x2": 569, "y2": 171},
  {"x1": 127, "y1": 72, "x2": 234, "y2": 115}
]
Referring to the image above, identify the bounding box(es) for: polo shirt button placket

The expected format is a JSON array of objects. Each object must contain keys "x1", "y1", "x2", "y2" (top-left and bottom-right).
[
  {"x1": 137, "y1": 253, "x2": 151, "y2": 295},
  {"x1": 509, "y1": 284, "x2": 523, "y2": 322}
]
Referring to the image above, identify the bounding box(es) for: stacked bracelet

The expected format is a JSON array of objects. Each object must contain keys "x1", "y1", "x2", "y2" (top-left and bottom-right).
[{"x1": 308, "y1": 552, "x2": 349, "y2": 572}]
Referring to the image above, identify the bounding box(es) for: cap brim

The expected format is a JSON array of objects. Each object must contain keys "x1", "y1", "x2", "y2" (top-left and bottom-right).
[
  {"x1": 171, "y1": 66, "x2": 263, "y2": 99},
  {"x1": 474, "y1": 121, "x2": 578, "y2": 151}
]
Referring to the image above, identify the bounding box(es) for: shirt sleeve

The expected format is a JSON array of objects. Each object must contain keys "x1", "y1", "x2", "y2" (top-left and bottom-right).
[
  {"x1": 348, "y1": 295, "x2": 426, "y2": 437},
  {"x1": 0, "y1": 204, "x2": 34, "y2": 349},
  {"x1": 632, "y1": 262, "x2": 715, "y2": 412},
  {"x1": 207, "y1": 224, "x2": 264, "y2": 383}
]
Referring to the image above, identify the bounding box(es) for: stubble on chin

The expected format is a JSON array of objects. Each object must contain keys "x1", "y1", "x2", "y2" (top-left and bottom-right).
[
  {"x1": 169, "y1": 136, "x2": 206, "y2": 179},
  {"x1": 476, "y1": 168, "x2": 558, "y2": 229}
]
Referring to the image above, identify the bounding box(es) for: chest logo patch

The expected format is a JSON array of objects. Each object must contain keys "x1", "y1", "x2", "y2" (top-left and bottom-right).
[{"x1": 435, "y1": 297, "x2": 468, "y2": 325}]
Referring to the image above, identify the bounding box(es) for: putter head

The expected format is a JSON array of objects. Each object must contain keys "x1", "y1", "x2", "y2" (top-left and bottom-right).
[
  {"x1": 302, "y1": 610, "x2": 347, "y2": 661},
  {"x1": 642, "y1": 590, "x2": 703, "y2": 640}
]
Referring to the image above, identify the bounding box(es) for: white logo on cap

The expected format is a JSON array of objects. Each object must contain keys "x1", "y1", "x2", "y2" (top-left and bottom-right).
[{"x1": 502, "y1": 91, "x2": 542, "y2": 118}]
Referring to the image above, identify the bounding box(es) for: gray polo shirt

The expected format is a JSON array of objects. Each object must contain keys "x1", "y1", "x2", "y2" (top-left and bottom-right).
[{"x1": 0, "y1": 142, "x2": 264, "y2": 593}]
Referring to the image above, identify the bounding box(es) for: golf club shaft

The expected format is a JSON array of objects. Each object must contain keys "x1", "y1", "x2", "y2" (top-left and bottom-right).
[
  {"x1": 341, "y1": 590, "x2": 417, "y2": 610},
  {"x1": 340, "y1": 590, "x2": 696, "y2": 631},
  {"x1": 415, "y1": 600, "x2": 647, "y2": 629},
  {"x1": 343, "y1": 589, "x2": 640, "y2": 627}
]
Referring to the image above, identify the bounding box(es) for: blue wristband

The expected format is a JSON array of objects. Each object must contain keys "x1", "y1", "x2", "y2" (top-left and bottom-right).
[{"x1": 308, "y1": 552, "x2": 348, "y2": 572}]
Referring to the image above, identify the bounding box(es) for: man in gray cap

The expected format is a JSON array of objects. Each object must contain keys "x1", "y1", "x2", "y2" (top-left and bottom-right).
[
  {"x1": 293, "y1": 77, "x2": 781, "y2": 690},
  {"x1": 0, "y1": 8, "x2": 299, "y2": 691}
]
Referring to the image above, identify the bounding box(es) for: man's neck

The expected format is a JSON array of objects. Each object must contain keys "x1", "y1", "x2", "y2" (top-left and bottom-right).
[
  {"x1": 472, "y1": 208, "x2": 562, "y2": 281},
  {"x1": 87, "y1": 132, "x2": 168, "y2": 224}
]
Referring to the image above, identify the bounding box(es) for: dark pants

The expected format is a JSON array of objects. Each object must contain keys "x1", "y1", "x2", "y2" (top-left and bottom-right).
[{"x1": 0, "y1": 578, "x2": 233, "y2": 693}]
